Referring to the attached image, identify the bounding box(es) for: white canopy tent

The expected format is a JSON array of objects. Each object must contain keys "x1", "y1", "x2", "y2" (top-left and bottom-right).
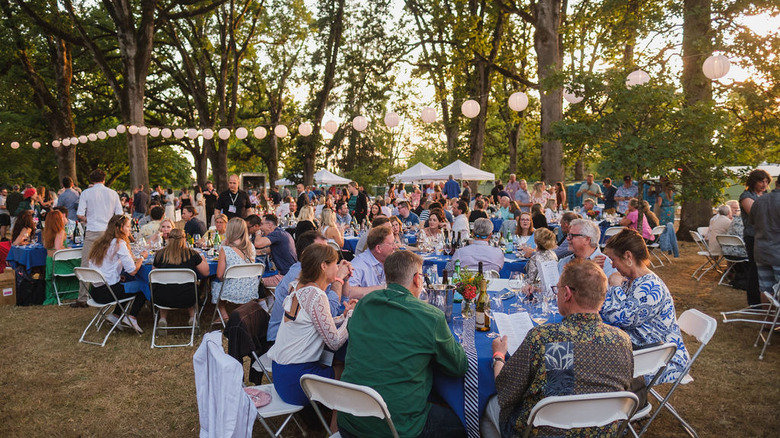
[
  {"x1": 389, "y1": 162, "x2": 438, "y2": 183},
  {"x1": 417, "y1": 159, "x2": 495, "y2": 181},
  {"x1": 274, "y1": 177, "x2": 296, "y2": 186},
  {"x1": 314, "y1": 169, "x2": 352, "y2": 185}
]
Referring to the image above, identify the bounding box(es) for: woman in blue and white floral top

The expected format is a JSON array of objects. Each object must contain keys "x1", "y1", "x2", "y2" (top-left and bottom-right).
[{"x1": 601, "y1": 228, "x2": 690, "y2": 384}]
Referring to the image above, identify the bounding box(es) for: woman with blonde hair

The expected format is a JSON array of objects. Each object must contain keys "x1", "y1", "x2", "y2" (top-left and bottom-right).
[
  {"x1": 524, "y1": 228, "x2": 558, "y2": 290},
  {"x1": 211, "y1": 217, "x2": 259, "y2": 322},
  {"x1": 319, "y1": 207, "x2": 344, "y2": 248},
  {"x1": 87, "y1": 215, "x2": 148, "y2": 332},
  {"x1": 296, "y1": 204, "x2": 318, "y2": 237},
  {"x1": 530, "y1": 181, "x2": 551, "y2": 206},
  {"x1": 152, "y1": 228, "x2": 210, "y2": 329},
  {"x1": 151, "y1": 218, "x2": 175, "y2": 247}
]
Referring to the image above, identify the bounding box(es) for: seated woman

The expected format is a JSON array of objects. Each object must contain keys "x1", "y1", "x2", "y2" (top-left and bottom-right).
[
  {"x1": 150, "y1": 218, "x2": 174, "y2": 247},
  {"x1": 201, "y1": 214, "x2": 228, "y2": 246},
  {"x1": 211, "y1": 218, "x2": 259, "y2": 322},
  {"x1": 417, "y1": 208, "x2": 447, "y2": 249},
  {"x1": 514, "y1": 212, "x2": 537, "y2": 257},
  {"x1": 11, "y1": 210, "x2": 35, "y2": 246},
  {"x1": 530, "y1": 203, "x2": 548, "y2": 230},
  {"x1": 601, "y1": 229, "x2": 690, "y2": 384},
  {"x1": 267, "y1": 244, "x2": 357, "y2": 405},
  {"x1": 367, "y1": 202, "x2": 382, "y2": 223},
  {"x1": 389, "y1": 215, "x2": 405, "y2": 247},
  {"x1": 295, "y1": 205, "x2": 318, "y2": 238},
  {"x1": 86, "y1": 215, "x2": 148, "y2": 333},
  {"x1": 152, "y1": 229, "x2": 210, "y2": 330},
  {"x1": 524, "y1": 228, "x2": 558, "y2": 290},
  {"x1": 319, "y1": 207, "x2": 344, "y2": 249},
  {"x1": 42, "y1": 210, "x2": 79, "y2": 305}
]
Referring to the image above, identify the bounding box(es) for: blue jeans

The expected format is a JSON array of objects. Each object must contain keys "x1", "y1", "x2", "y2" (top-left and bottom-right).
[
  {"x1": 132, "y1": 211, "x2": 145, "y2": 220},
  {"x1": 339, "y1": 403, "x2": 465, "y2": 438}
]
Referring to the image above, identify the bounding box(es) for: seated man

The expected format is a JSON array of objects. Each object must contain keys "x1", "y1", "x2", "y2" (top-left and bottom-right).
[
  {"x1": 339, "y1": 250, "x2": 467, "y2": 438},
  {"x1": 348, "y1": 226, "x2": 395, "y2": 298},
  {"x1": 139, "y1": 205, "x2": 164, "y2": 239},
  {"x1": 554, "y1": 212, "x2": 578, "y2": 260},
  {"x1": 396, "y1": 200, "x2": 420, "y2": 229},
  {"x1": 577, "y1": 198, "x2": 602, "y2": 220},
  {"x1": 254, "y1": 214, "x2": 297, "y2": 286},
  {"x1": 451, "y1": 200, "x2": 470, "y2": 242},
  {"x1": 558, "y1": 219, "x2": 617, "y2": 277},
  {"x1": 335, "y1": 201, "x2": 352, "y2": 227},
  {"x1": 266, "y1": 231, "x2": 351, "y2": 342},
  {"x1": 354, "y1": 215, "x2": 390, "y2": 256},
  {"x1": 487, "y1": 259, "x2": 634, "y2": 437},
  {"x1": 448, "y1": 218, "x2": 504, "y2": 273},
  {"x1": 181, "y1": 205, "x2": 206, "y2": 237}
]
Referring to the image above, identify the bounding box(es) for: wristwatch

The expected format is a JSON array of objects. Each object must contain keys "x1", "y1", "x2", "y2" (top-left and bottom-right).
[{"x1": 491, "y1": 356, "x2": 505, "y2": 369}]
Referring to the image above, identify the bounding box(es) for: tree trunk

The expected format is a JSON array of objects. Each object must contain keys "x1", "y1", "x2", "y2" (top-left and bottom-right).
[
  {"x1": 574, "y1": 158, "x2": 584, "y2": 181},
  {"x1": 267, "y1": 135, "x2": 279, "y2": 186},
  {"x1": 677, "y1": 0, "x2": 713, "y2": 240},
  {"x1": 123, "y1": 85, "x2": 149, "y2": 190},
  {"x1": 507, "y1": 121, "x2": 521, "y2": 174},
  {"x1": 534, "y1": 0, "x2": 564, "y2": 185},
  {"x1": 468, "y1": 59, "x2": 491, "y2": 170}
]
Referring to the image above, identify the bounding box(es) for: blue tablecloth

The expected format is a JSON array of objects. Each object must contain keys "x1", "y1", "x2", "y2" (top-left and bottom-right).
[
  {"x1": 422, "y1": 253, "x2": 527, "y2": 279},
  {"x1": 435, "y1": 295, "x2": 562, "y2": 427},
  {"x1": 7, "y1": 244, "x2": 82, "y2": 271},
  {"x1": 343, "y1": 233, "x2": 417, "y2": 253}
]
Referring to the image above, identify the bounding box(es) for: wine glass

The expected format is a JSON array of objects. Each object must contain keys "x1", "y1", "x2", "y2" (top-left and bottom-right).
[
  {"x1": 531, "y1": 299, "x2": 550, "y2": 325},
  {"x1": 453, "y1": 316, "x2": 464, "y2": 344},
  {"x1": 509, "y1": 272, "x2": 525, "y2": 312},
  {"x1": 486, "y1": 293, "x2": 503, "y2": 338}
]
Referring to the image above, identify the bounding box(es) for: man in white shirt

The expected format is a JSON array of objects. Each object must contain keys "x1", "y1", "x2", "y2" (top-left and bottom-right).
[
  {"x1": 73, "y1": 169, "x2": 123, "y2": 306},
  {"x1": 558, "y1": 219, "x2": 617, "y2": 278},
  {"x1": 451, "y1": 200, "x2": 470, "y2": 242},
  {"x1": 349, "y1": 226, "x2": 395, "y2": 298}
]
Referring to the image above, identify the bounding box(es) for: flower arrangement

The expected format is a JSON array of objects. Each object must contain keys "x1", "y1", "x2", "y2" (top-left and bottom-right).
[
  {"x1": 455, "y1": 266, "x2": 482, "y2": 301},
  {"x1": 586, "y1": 209, "x2": 599, "y2": 219}
]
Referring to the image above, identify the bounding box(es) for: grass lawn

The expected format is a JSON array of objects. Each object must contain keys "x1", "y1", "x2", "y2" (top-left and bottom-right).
[{"x1": 0, "y1": 241, "x2": 778, "y2": 437}]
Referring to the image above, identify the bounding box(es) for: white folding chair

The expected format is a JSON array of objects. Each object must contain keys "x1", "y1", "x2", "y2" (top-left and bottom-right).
[
  {"x1": 327, "y1": 240, "x2": 341, "y2": 254},
  {"x1": 74, "y1": 267, "x2": 139, "y2": 347},
  {"x1": 524, "y1": 391, "x2": 639, "y2": 438},
  {"x1": 638, "y1": 309, "x2": 716, "y2": 438},
  {"x1": 601, "y1": 226, "x2": 624, "y2": 248},
  {"x1": 755, "y1": 282, "x2": 780, "y2": 360},
  {"x1": 714, "y1": 235, "x2": 749, "y2": 286},
  {"x1": 689, "y1": 231, "x2": 722, "y2": 281},
  {"x1": 647, "y1": 226, "x2": 671, "y2": 268},
  {"x1": 210, "y1": 263, "x2": 265, "y2": 329},
  {"x1": 149, "y1": 268, "x2": 199, "y2": 348},
  {"x1": 300, "y1": 373, "x2": 399, "y2": 438},
  {"x1": 628, "y1": 343, "x2": 677, "y2": 434},
  {"x1": 250, "y1": 352, "x2": 274, "y2": 384},
  {"x1": 51, "y1": 248, "x2": 83, "y2": 305}
]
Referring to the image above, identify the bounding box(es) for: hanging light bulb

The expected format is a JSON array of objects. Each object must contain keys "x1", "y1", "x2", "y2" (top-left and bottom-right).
[
  {"x1": 128, "y1": 125, "x2": 139, "y2": 135},
  {"x1": 52, "y1": 140, "x2": 61, "y2": 148},
  {"x1": 108, "y1": 129, "x2": 117, "y2": 137},
  {"x1": 88, "y1": 133, "x2": 98, "y2": 142},
  {"x1": 174, "y1": 128, "x2": 185, "y2": 139},
  {"x1": 32, "y1": 141, "x2": 41, "y2": 149}
]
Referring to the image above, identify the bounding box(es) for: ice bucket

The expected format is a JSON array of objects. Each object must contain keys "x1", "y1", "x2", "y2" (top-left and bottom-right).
[{"x1": 424, "y1": 284, "x2": 455, "y2": 323}]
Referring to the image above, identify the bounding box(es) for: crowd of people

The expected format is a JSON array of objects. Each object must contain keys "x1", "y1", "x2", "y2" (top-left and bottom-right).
[{"x1": 2, "y1": 166, "x2": 777, "y2": 437}]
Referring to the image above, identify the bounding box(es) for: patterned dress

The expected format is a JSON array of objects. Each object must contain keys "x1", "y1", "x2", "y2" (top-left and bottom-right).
[
  {"x1": 601, "y1": 272, "x2": 690, "y2": 384},
  {"x1": 211, "y1": 246, "x2": 259, "y2": 304},
  {"x1": 495, "y1": 313, "x2": 633, "y2": 437},
  {"x1": 657, "y1": 191, "x2": 675, "y2": 224}
]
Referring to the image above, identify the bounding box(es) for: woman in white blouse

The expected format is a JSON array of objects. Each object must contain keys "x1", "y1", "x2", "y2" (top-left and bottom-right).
[
  {"x1": 267, "y1": 244, "x2": 357, "y2": 406},
  {"x1": 86, "y1": 214, "x2": 148, "y2": 333}
]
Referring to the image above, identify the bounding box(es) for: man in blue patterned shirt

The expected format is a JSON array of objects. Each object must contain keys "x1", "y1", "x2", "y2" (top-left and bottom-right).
[{"x1": 487, "y1": 259, "x2": 634, "y2": 437}]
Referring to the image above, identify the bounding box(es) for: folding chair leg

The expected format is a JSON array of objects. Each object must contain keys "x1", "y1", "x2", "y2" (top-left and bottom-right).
[
  {"x1": 658, "y1": 401, "x2": 699, "y2": 438},
  {"x1": 756, "y1": 306, "x2": 780, "y2": 360},
  {"x1": 80, "y1": 305, "x2": 126, "y2": 347},
  {"x1": 718, "y1": 264, "x2": 736, "y2": 286},
  {"x1": 257, "y1": 413, "x2": 307, "y2": 438},
  {"x1": 650, "y1": 249, "x2": 664, "y2": 268}
]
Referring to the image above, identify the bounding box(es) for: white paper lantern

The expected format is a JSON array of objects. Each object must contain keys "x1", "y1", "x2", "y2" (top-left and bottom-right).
[
  {"x1": 218, "y1": 128, "x2": 231, "y2": 140},
  {"x1": 187, "y1": 128, "x2": 199, "y2": 139},
  {"x1": 421, "y1": 107, "x2": 437, "y2": 123},
  {"x1": 235, "y1": 127, "x2": 249, "y2": 139},
  {"x1": 62, "y1": 138, "x2": 71, "y2": 146},
  {"x1": 11, "y1": 141, "x2": 20, "y2": 149},
  {"x1": 296, "y1": 122, "x2": 312, "y2": 136},
  {"x1": 32, "y1": 141, "x2": 41, "y2": 149},
  {"x1": 108, "y1": 128, "x2": 117, "y2": 137},
  {"x1": 87, "y1": 133, "x2": 97, "y2": 142},
  {"x1": 52, "y1": 140, "x2": 61, "y2": 148},
  {"x1": 461, "y1": 100, "x2": 480, "y2": 118},
  {"x1": 563, "y1": 90, "x2": 584, "y2": 104},
  {"x1": 116, "y1": 124, "x2": 126, "y2": 134},
  {"x1": 138, "y1": 126, "x2": 149, "y2": 136},
  {"x1": 149, "y1": 127, "x2": 160, "y2": 137},
  {"x1": 174, "y1": 128, "x2": 185, "y2": 139},
  {"x1": 384, "y1": 112, "x2": 400, "y2": 128},
  {"x1": 97, "y1": 131, "x2": 107, "y2": 140},
  {"x1": 352, "y1": 116, "x2": 368, "y2": 132},
  {"x1": 161, "y1": 128, "x2": 172, "y2": 138},
  {"x1": 508, "y1": 92, "x2": 529, "y2": 112},
  {"x1": 253, "y1": 127, "x2": 267, "y2": 139},
  {"x1": 78, "y1": 135, "x2": 88, "y2": 143},
  {"x1": 128, "y1": 125, "x2": 139, "y2": 135},
  {"x1": 626, "y1": 70, "x2": 651, "y2": 88},
  {"x1": 202, "y1": 128, "x2": 214, "y2": 140},
  {"x1": 70, "y1": 137, "x2": 79, "y2": 145},
  {"x1": 274, "y1": 125, "x2": 288, "y2": 138},
  {"x1": 323, "y1": 120, "x2": 339, "y2": 134},
  {"x1": 702, "y1": 54, "x2": 730, "y2": 80}
]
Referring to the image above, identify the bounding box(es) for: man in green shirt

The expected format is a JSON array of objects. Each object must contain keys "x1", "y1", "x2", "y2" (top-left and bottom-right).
[{"x1": 339, "y1": 250, "x2": 468, "y2": 438}]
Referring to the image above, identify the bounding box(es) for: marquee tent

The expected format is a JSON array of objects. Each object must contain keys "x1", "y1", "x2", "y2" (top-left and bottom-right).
[
  {"x1": 417, "y1": 159, "x2": 495, "y2": 181},
  {"x1": 389, "y1": 162, "x2": 438, "y2": 183},
  {"x1": 314, "y1": 169, "x2": 352, "y2": 185}
]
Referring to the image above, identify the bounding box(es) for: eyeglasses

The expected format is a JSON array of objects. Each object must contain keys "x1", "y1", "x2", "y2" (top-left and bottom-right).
[{"x1": 566, "y1": 233, "x2": 586, "y2": 240}]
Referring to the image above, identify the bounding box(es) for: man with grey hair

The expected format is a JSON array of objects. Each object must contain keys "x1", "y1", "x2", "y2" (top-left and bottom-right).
[
  {"x1": 449, "y1": 217, "x2": 504, "y2": 272},
  {"x1": 557, "y1": 219, "x2": 617, "y2": 277},
  {"x1": 707, "y1": 204, "x2": 732, "y2": 255},
  {"x1": 339, "y1": 250, "x2": 467, "y2": 438}
]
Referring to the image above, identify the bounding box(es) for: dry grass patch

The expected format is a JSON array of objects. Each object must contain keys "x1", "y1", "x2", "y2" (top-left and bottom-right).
[{"x1": 0, "y1": 242, "x2": 778, "y2": 437}]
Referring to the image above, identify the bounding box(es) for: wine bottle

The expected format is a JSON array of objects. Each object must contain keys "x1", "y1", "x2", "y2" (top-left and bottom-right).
[
  {"x1": 475, "y1": 261, "x2": 490, "y2": 331},
  {"x1": 73, "y1": 221, "x2": 82, "y2": 245},
  {"x1": 442, "y1": 269, "x2": 448, "y2": 286}
]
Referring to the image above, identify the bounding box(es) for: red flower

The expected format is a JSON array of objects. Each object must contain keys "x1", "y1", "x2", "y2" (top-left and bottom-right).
[{"x1": 463, "y1": 285, "x2": 477, "y2": 301}]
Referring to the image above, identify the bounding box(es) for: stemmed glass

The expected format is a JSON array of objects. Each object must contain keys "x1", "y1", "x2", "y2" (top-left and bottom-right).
[
  {"x1": 509, "y1": 272, "x2": 525, "y2": 312},
  {"x1": 486, "y1": 293, "x2": 503, "y2": 338},
  {"x1": 453, "y1": 316, "x2": 464, "y2": 344}
]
